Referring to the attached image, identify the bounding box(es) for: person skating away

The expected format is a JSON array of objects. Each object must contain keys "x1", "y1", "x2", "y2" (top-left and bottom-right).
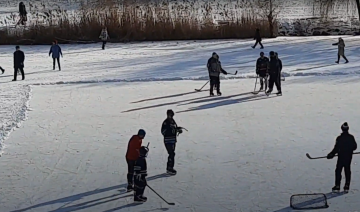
[
  {"x1": 49, "y1": 40, "x2": 63, "y2": 71},
  {"x1": 133, "y1": 146, "x2": 149, "y2": 203},
  {"x1": 266, "y1": 51, "x2": 281, "y2": 96},
  {"x1": 207, "y1": 52, "x2": 227, "y2": 96},
  {"x1": 13, "y1": 46, "x2": 25, "y2": 81},
  {"x1": 256, "y1": 52, "x2": 269, "y2": 91},
  {"x1": 252, "y1": 28, "x2": 264, "y2": 49},
  {"x1": 327, "y1": 122, "x2": 357, "y2": 193},
  {"x1": 161, "y1": 109, "x2": 183, "y2": 175},
  {"x1": 125, "y1": 129, "x2": 146, "y2": 192},
  {"x1": 17, "y1": 2, "x2": 27, "y2": 26},
  {"x1": 0, "y1": 66, "x2": 4, "y2": 74},
  {"x1": 99, "y1": 27, "x2": 110, "y2": 50},
  {"x1": 333, "y1": 37, "x2": 349, "y2": 64}
]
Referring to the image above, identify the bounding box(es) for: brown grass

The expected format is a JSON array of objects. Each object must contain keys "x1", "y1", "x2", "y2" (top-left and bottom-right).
[{"x1": 0, "y1": 1, "x2": 276, "y2": 45}]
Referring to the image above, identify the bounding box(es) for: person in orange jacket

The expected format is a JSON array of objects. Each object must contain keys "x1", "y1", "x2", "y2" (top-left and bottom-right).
[{"x1": 126, "y1": 129, "x2": 146, "y2": 192}]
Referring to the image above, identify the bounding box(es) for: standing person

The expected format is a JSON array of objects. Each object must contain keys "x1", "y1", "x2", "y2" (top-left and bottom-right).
[
  {"x1": 161, "y1": 109, "x2": 183, "y2": 175},
  {"x1": 133, "y1": 146, "x2": 149, "y2": 202},
  {"x1": 125, "y1": 129, "x2": 146, "y2": 192},
  {"x1": 333, "y1": 37, "x2": 349, "y2": 64},
  {"x1": 207, "y1": 52, "x2": 227, "y2": 96},
  {"x1": 327, "y1": 122, "x2": 357, "y2": 193},
  {"x1": 99, "y1": 27, "x2": 110, "y2": 50},
  {"x1": 0, "y1": 66, "x2": 4, "y2": 74},
  {"x1": 256, "y1": 52, "x2": 269, "y2": 91},
  {"x1": 252, "y1": 28, "x2": 264, "y2": 49},
  {"x1": 13, "y1": 46, "x2": 25, "y2": 81},
  {"x1": 18, "y1": 2, "x2": 27, "y2": 26},
  {"x1": 49, "y1": 40, "x2": 62, "y2": 71},
  {"x1": 266, "y1": 51, "x2": 281, "y2": 96}
]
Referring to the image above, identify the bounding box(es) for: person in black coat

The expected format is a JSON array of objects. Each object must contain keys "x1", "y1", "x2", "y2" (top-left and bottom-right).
[
  {"x1": 256, "y1": 52, "x2": 269, "y2": 91},
  {"x1": 134, "y1": 146, "x2": 149, "y2": 202},
  {"x1": 207, "y1": 52, "x2": 227, "y2": 96},
  {"x1": 13, "y1": 46, "x2": 25, "y2": 81},
  {"x1": 252, "y1": 28, "x2": 264, "y2": 49},
  {"x1": 18, "y1": 2, "x2": 27, "y2": 25},
  {"x1": 266, "y1": 51, "x2": 281, "y2": 95},
  {"x1": 327, "y1": 122, "x2": 357, "y2": 192}
]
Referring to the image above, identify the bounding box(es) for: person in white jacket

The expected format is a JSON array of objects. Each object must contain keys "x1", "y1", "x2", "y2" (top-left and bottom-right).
[
  {"x1": 99, "y1": 27, "x2": 110, "y2": 50},
  {"x1": 333, "y1": 37, "x2": 349, "y2": 64}
]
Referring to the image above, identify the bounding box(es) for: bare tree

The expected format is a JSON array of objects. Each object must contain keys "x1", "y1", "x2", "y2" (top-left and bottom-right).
[{"x1": 253, "y1": 0, "x2": 281, "y2": 38}]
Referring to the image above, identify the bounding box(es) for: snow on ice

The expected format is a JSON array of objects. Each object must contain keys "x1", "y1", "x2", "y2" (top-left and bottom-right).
[{"x1": 0, "y1": 36, "x2": 360, "y2": 211}]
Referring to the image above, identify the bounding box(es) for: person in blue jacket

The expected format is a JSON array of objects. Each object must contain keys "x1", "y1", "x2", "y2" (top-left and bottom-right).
[{"x1": 49, "y1": 40, "x2": 63, "y2": 71}]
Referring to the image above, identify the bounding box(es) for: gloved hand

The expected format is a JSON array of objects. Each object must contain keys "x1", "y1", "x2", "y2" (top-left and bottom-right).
[
  {"x1": 222, "y1": 70, "x2": 228, "y2": 75},
  {"x1": 327, "y1": 153, "x2": 335, "y2": 159}
]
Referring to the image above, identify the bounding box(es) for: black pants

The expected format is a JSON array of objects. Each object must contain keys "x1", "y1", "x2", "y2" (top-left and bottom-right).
[
  {"x1": 165, "y1": 143, "x2": 176, "y2": 169},
  {"x1": 102, "y1": 41, "x2": 107, "y2": 50},
  {"x1": 126, "y1": 159, "x2": 136, "y2": 185},
  {"x1": 335, "y1": 160, "x2": 352, "y2": 186},
  {"x1": 268, "y1": 73, "x2": 281, "y2": 92},
  {"x1": 134, "y1": 175, "x2": 146, "y2": 197},
  {"x1": 258, "y1": 72, "x2": 268, "y2": 89},
  {"x1": 253, "y1": 40, "x2": 263, "y2": 48},
  {"x1": 53, "y1": 57, "x2": 61, "y2": 70},
  {"x1": 337, "y1": 54, "x2": 348, "y2": 62},
  {"x1": 14, "y1": 67, "x2": 24, "y2": 80},
  {"x1": 209, "y1": 76, "x2": 220, "y2": 94}
]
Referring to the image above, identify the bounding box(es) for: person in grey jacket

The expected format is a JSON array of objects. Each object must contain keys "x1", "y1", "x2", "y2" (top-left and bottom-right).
[
  {"x1": 99, "y1": 27, "x2": 109, "y2": 50},
  {"x1": 207, "y1": 52, "x2": 227, "y2": 96},
  {"x1": 333, "y1": 37, "x2": 349, "y2": 64},
  {"x1": 49, "y1": 40, "x2": 63, "y2": 70}
]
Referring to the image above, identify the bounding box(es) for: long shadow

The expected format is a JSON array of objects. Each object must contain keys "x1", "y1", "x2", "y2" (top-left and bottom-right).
[
  {"x1": 272, "y1": 191, "x2": 345, "y2": 212},
  {"x1": 177, "y1": 94, "x2": 278, "y2": 113},
  {"x1": 11, "y1": 173, "x2": 170, "y2": 212},
  {"x1": 0, "y1": 69, "x2": 53, "y2": 79},
  {"x1": 131, "y1": 89, "x2": 210, "y2": 103},
  {"x1": 178, "y1": 92, "x2": 253, "y2": 106},
  {"x1": 103, "y1": 203, "x2": 169, "y2": 212}
]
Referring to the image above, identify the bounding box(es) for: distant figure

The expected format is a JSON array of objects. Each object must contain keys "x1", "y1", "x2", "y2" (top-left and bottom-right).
[
  {"x1": 18, "y1": 2, "x2": 27, "y2": 26},
  {"x1": 0, "y1": 66, "x2": 4, "y2": 74},
  {"x1": 13, "y1": 46, "x2": 25, "y2": 81},
  {"x1": 252, "y1": 28, "x2": 264, "y2": 49},
  {"x1": 333, "y1": 37, "x2": 349, "y2": 64},
  {"x1": 49, "y1": 40, "x2": 63, "y2": 71},
  {"x1": 99, "y1": 27, "x2": 110, "y2": 50}
]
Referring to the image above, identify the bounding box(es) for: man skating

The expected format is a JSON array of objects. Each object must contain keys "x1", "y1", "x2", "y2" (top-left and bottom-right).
[
  {"x1": 49, "y1": 40, "x2": 63, "y2": 71},
  {"x1": 13, "y1": 46, "x2": 25, "y2": 81},
  {"x1": 207, "y1": 52, "x2": 227, "y2": 96},
  {"x1": 256, "y1": 52, "x2": 269, "y2": 91},
  {"x1": 327, "y1": 122, "x2": 357, "y2": 193},
  {"x1": 266, "y1": 51, "x2": 281, "y2": 96}
]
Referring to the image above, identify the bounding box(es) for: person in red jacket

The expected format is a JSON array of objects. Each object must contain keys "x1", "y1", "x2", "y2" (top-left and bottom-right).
[{"x1": 126, "y1": 129, "x2": 146, "y2": 191}]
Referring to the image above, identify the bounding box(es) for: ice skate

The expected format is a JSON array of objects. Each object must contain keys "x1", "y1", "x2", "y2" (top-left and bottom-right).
[
  {"x1": 134, "y1": 195, "x2": 147, "y2": 203},
  {"x1": 344, "y1": 184, "x2": 349, "y2": 193},
  {"x1": 126, "y1": 184, "x2": 133, "y2": 192},
  {"x1": 332, "y1": 185, "x2": 340, "y2": 192},
  {"x1": 167, "y1": 168, "x2": 177, "y2": 175}
]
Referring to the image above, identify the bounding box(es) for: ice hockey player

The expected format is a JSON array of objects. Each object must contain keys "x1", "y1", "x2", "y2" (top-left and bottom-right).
[
  {"x1": 13, "y1": 46, "x2": 25, "y2": 81},
  {"x1": 252, "y1": 28, "x2": 264, "y2": 49},
  {"x1": 133, "y1": 146, "x2": 149, "y2": 202},
  {"x1": 266, "y1": 51, "x2": 281, "y2": 96},
  {"x1": 18, "y1": 2, "x2": 27, "y2": 26},
  {"x1": 125, "y1": 129, "x2": 146, "y2": 192},
  {"x1": 207, "y1": 52, "x2": 227, "y2": 96},
  {"x1": 49, "y1": 40, "x2": 63, "y2": 71},
  {"x1": 256, "y1": 52, "x2": 269, "y2": 91},
  {"x1": 0, "y1": 66, "x2": 4, "y2": 74},
  {"x1": 327, "y1": 122, "x2": 357, "y2": 193},
  {"x1": 161, "y1": 109, "x2": 183, "y2": 175},
  {"x1": 332, "y1": 37, "x2": 349, "y2": 64},
  {"x1": 99, "y1": 26, "x2": 110, "y2": 50}
]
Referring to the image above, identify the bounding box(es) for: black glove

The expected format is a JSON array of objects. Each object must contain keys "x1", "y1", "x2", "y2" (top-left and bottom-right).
[
  {"x1": 327, "y1": 153, "x2": 335, "y2": 159},
  {"x1": 222, "y1": 70, "x2": 227, "y2": 75}
]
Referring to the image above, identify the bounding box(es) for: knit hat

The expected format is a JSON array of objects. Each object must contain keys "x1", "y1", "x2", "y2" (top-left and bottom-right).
[{"x1": 341, "y1": 122, "x2": 349, "y2": 131}]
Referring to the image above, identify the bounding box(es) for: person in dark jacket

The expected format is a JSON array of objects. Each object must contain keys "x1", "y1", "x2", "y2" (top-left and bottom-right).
[
  {"x1": 125, "y1": 129, "x2": 145, "y2": 192},
  {"x1": 266, "y1": 51, "x2": 281, "y2": 95},
  {"x1": 0, "y1": 66, "x2": 4, "y2": 74},
  {"x1": 134, "y1": 146, "x2": 149, "y2": 202},
  {"x1": 49, "y1": 40, "x2": 63, "y2": 71},
  {"x1": 18, "y1": 2, "x2": 27, "y2": 25},
  {"x1": 161, "y1": 109, "x2": 183, "y2": 175},
  {"x1": 13, "y1": 46, "x2": 25, "y2": 81},
  {"x1": 327, "y1": 122, "x2": 357, "y2": 192},
  {"x1": 332, "y1": 37, "x2": 349, "y2": 64},
  {"x1": 256, "y1": 52, "x2": 269, "y2": 91},
  {"x1": 252, "y1": 28, "x2": 264, "y2": 49},
  {"x1": 207, "y1": 52, "x2": 227, "y2": 96}
]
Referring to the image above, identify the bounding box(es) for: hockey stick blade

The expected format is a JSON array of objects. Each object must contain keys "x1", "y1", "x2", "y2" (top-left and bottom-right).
[{"x1": 147, "y1": 184, "x2": 175, "y2": 205}]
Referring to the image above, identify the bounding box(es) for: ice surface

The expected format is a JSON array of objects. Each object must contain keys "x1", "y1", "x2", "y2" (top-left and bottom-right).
[{"x1": 0, "y1": 36, "x2": 360, "y2": 211}]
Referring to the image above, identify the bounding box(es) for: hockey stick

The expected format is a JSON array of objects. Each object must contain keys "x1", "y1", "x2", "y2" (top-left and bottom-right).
[
  {"x1": 195, "y1": 80, "x2": 209, "y2": 92},
  {"x1": 178, "y1": 127, "x2": 188, "y2": 131},
  {"x1": 306, "y1": 152, "x2": 360, "y2": 159},
  {"x1": 251, "y1": 75, "x2": 258, "y2": 94},
  {"x1": 146, "y1": 184, "x2": 175, "y2": 205},
  {"x1": 226, "y1": 70, "x2": 238, "y2": 75}
]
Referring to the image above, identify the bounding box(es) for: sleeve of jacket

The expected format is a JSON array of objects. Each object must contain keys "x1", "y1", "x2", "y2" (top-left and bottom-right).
[
  {"x1": 353, "y1": 135, "x2": 357, "y2": 151},
  {"x1": 161, "y1": 120, "x2": 168, "y2": 136},
  {"x1": 256, "y1": 59, "x2": 260, "y2": 72},
  {"x1": 278, "y1": 59, "x2": 282, "y2": 72},
  {"x1": 329, "y1": 138, "x2": 340, "y2": 155},
  {"x1": 59, "y1": 46, "x2": 62, "y2": 56},
  {"x1": 332, "y1": 42, "x2": 338, "y2": 46},
  {"x1": 22, "y1": 52, "x2": 25, "y2": 62},
  {"x1": 49, "y1": 47, "x2": 52, "y2": 55}
]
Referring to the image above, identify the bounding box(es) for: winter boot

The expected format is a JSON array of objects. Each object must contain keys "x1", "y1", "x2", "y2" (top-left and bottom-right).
[
  {"x1": 335, "y1": 61, "x2": 339, "y2": 64},
  {"x1": 210, "y1": 92, "x2": 214, "y2": 96},
  {"x1": 344, "y1": 184, "x2": 350, "y2": 193},
  {"x1": 140, "y1": 195, "x2": 147, "y2": 200},
  {"x1": 217, "y1": 91, "x2": 222, "y2": 96},
  {"x1": 266, "y1": 89, "x2": 272, "y2": 96},
  {"x1": 126, "y1": 184, "x2": 133, "y2": 192},
  {"x1": 167, "y1": 168, "x2": 177, "y2": 175},
  {"x1": 332, "y1": 185, "x2": 340, "y2": 192},
  {"x1": 276, "y1": 91, "x2": 282, "y2": 96}
]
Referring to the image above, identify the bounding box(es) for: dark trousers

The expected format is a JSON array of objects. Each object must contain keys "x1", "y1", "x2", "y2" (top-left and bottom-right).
[
  {"x1": 134, "y1": 175, "x2": 146, "y2": 197},
  {"x1": 268, "y1": 73, "x2": 281, "y2": 92},
  {"x1": 335, "y1": 160, "x2": 351, "y2": 186},
  {"x1": 165, "y1": 143, "x2": 176, "y2": 169},
  {"x1": 258, "y1": 72, "x2": 268, "y2": 89},
  {"x1": 53, "y1": 57, "x2": 61, "y2": 70},
  {"x1": 253, "y1": 40, "x2": 263, "y2": 48},
  {"x1": 209, "y1": 76, "x2": 220, "y2": 94},
  {"x1": 102, "y1": 41, "x2": 107, "y2": 50},
  {"x1": 14, "y1": 67, "x2": 24, "y2": 80},
  {"x1": 126, "y1": 159, "x2": 136, "y2": 185},
  {"x1": 337, "y1": 54, "x2": 348, "y2": 62}
]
